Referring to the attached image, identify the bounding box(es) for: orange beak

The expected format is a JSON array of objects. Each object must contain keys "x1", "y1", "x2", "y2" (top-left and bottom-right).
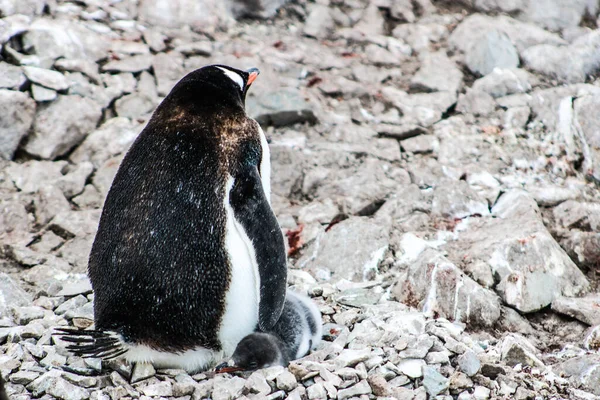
[{"x1": 246, "y1": 67, "x2": 260, "y2": 86}]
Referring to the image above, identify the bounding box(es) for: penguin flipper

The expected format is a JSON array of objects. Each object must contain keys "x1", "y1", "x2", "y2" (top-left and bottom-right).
[
  {"x1": 54, "y1": 328, "x2": 127, "y2": 359},
  {"x1": 229, "y1": 165, "x2": 287, "y2": 331}
]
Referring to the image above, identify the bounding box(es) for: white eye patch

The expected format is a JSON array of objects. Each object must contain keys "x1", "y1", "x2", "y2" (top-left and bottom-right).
[{"x1": 217, "y1": 67, "x2": 245, "y2": 91}]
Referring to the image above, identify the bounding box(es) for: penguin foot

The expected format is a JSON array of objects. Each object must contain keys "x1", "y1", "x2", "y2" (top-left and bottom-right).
[{"x1": 55, "y1": 327, "x2": 127, "y2": 359}]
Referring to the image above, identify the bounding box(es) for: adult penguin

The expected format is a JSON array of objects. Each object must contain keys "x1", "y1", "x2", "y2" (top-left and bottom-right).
[{"x1": 57, "y1": 65, "x2": 287, "y2": 373}]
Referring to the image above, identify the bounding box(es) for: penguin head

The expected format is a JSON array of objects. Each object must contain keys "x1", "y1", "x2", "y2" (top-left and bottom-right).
[
  {"x1": 215, "y1": 333, "x2": 287, "y2": 373},
  {"x1": 156, "y1": 64, "x2": 260, "y2": 119}
]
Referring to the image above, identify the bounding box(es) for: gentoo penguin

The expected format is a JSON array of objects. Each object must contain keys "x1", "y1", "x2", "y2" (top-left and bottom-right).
[
  {"x1": 57, "y1": 65, "x2": 288, "y2": 372},
  {"x1": 215, "y1": 290, "x2": 322, "y2": 372},
  {"x1": 0, "y1": 374, "x2": 8, "y2": 400}
]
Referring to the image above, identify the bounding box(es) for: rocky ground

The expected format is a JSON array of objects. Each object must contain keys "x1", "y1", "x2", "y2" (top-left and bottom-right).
[{"x1": 1, "y1": 0, "x2": 600, "y2": 399}]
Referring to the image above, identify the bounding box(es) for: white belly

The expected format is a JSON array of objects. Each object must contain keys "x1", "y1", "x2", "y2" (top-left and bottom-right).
[{"x1": 218, "y1": 176, "x2": 260, "y2": 356}]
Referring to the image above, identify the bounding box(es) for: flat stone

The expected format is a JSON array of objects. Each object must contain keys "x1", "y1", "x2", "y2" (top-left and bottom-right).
[
  {"x1": 410, "y1": 51, "x2": 463, "y2": 93},
  {"x1": 131, "y1": 362, "x2": 156, "y2": 383},
  {"x1": 0, "y1": 62, "x2": 27, "y2": 89},
  {"x1": 102, "y1": 54, "x2": 153, "y2": 73},
  {"x1": 24, "y1": 95, "x2": 102, "y2": 160},
  {"x1": 0, "y1": 89, "x2": 36, "y2": 160},
  {"x1": 522, "y1": 31, "x2": 600, "y2": 84},
  {"x1": 49, "y1": 209, "x2": 100, "y2": 238},
  {"x1": 465, "y1": 29, "x2": 519, "y2": 75},
  {"x1": 449, "y1": 14, "x2": 566, "y2": 55},
  {"x1": 31, "y1": 84, "x2": 57, "y2": 102},
  {"x1": 57, "y1": 279, "x2": 93, "y2": 297},
  {"x1": 552, "y1": 295, "x2": 600, "y2": 326},
  {"x1": 247, "y1": 88, "x2": 317, "y2": 127},
  {"x1": 23, "y1": 66, "x2": 69, "y2": 91},
  {"x1": 275, "y1": 371, "x2": 297, "y2": 391},
  {"x1": 303, "y1": 4, "x2": 334, "y2": 39},
  {"x1": 335, "y1": 348, "x2": 372, "y2": 368},
  {"x1": 12, "y1": 305, "x2": 45, "y2": 325},
  {"x1": 472, "y1": 68, "x2": 532, "y2": 98},
  {"x1": 10, "y1": 370, "x2": 39, "y2": 385},
  {"x1": 457, "y1": 350, "x2": 481, "y2": 377},
  {"x1": 397, "y1": 359, "x2": 426, "y2": 378},
  {"x1": 307, "y1": 382, "x2": 327, "y2": 400},
  {"x1": 54, "y1": 58, "x2": 101, "y2": 84},
  {"x1": 152, "y1": 52, "x2": 185, "y2": 97},
  {"x1": 137, "y1": 0, "x2": 233, "y2": 32},
  {"x1": 298, "y1": 217, "x2": 390, "y2": 282},
  {"x1": 401, "y1": 134, "x2": 437, "y2": 154},
  {"x1": 456, "y1": 89, "x2": 496, "y2": 117},
  {"x1": 422, "y1": 366, "x2": 449, "y2": 396},
  {"x1": 141, "y1": 380, "x2": 172, "y2": 397},
  {"x1": 337, "y1": 380, "x2": 372, "y2": 400}
]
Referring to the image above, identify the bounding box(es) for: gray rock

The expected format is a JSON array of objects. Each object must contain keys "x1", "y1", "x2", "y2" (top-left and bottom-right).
[
  {"x1": 574, "y1": 94, "x2": 600, "y2": 182},
  {"x1": 131, "y1": 362, "x2": 156, "y2": 383},
  {"x1": 335, "y1": 348, "x2": 372, "y2": 368},
  {"x1": 54, "y1": 58, "x2": 101, "y2": 84},
  {"x1": 522, "y1": 31, "x2": 600, "y2": 83},
  {"x1": 47, "y1": 377, "x2": 90, "y2": 400},
  {"x1": 466, "y1": 29, "x2": 519, "y2": 76},
  {"x1": 54, "y1": 295, "x2": 87, "y2": 315},
  {"x1": 0, "y1": 62, "x2": 26, "y2": 89},
  {"x1": 553, "y1": 200, "x2": 600, "y2": 232},
  {"x1": 275, "y1": 371, "x2": 297, "y2": 391},
  {"x1": 31, "y1": 84, "x2": 57, "y2": 102},
  {"x1": 115, "y1": 93, "x2": 156, "y2": 119},
  {"x1": 5, "y1": 160, "x2": 67, "y2": 193},
  {"x1": 503, "y1": 106, "x2": 530, "y2": 129},
  {"x1": 49, "y1": 210, "x2": 100, "y2": 239},
  {"x1": 23, "y1": 66, "x2": 69, "y2": 91},
  {"x1": 554, "y1": 354, "x2": 600, "y2": 395},
  {"x1": 398, "y1": 334, "x2": 434, "y2": 359},
  {"x1": 472, "y1": 68, "x2": 533, "y2": 98},
  {"x1": 24, "y1": 95, "x2": 103, "y2": 160},
  {"x1": 102, "y1": 54, "x2": 153, "y2": 73},
  {"x1": 500, "y1": 334, "x2": 544, "y2": 367},
  {"x1": 298, "y1": 216, "x2": 389, "y2": 282},
  {"x1": 22, "y1": 19, "x2": 109, "y2": 67},
  {"x1": 337, "y1": 380, "x2": 371, "y2": 400},
  {"x1": 423, "y1": 366, "x2": 449, "y2": 396},
  {"x1": 392, "y1": 234, "x2": 502, "y2": 327},
  {"x1": 0, "y1": 0, "x2": 45, "y2": 17},
  {"x1": 519, "y1": 0, "x2": 595, "y2": 31},
  {"x1": 211, "y1": 375, "x2": 246, "y2": 400},
  {"x1": 450, "y1": 14, "x2": 566, "y2": 56},
  {"x1": 13, "y1": 305, "x2": 45, "y2": 324},
  {"x1": 397, "y1": 359, "x2": 426, "y2": 378},
  {"x1": 56, "y1": 162, "x2": 94, "y2": 199},
  {"x1": 410, "y1": 51, "x2": 463, "y2": 93},
  {"x1": 247, "y1": 88, "x2": 317, "y2": 127},
  {"x1": 138, "y1": 0, "x2": 233, "y2": 32},
  {"x1": 559, "y1": 231, "x2": 600, "y2": 270},
  {"x1": 392, "y1": 22, "x2": 448, "y2": 53},
  {"x1": 303, "y1": 5, "x2": 335, "y2": 39},
  {"x1": 34, "y1": 185, "x2": 71, "y2": 225},
  {"x1": 70, "y1": 117, "x2": 139, "y2": 169},
  {"x1": 141, "y1": 380, "x2": 172, "y2": 397},
  {"x1": 172, "y1": 374, "x2": 197, "y2": 396},
  {"x1": 152, "y1": 52, "x2": 185, "y2": 97},
  {"x1": 57, "y1": 279, "x2": 93, "y2": 297},
  {"x1": 0, "y1": 89, "x2": 36, "y2": 160},
  {"x1": 307, "y1": 382, "x2": 327, "y2": 400},
  {"x1": 552, "y1": 295, "x2": 600, "y2": 326},
  {"x1": 382, "y1": 87, "x2": 457, "y2": 127},
  {"x1": 431, "y1": 180, "x2": 490, "y2": 219},
  {"x1": 174, "y1": 41, "x2": 212, "y2": 57},
  {"x1": 10, "y1": 370, "x2": 39, "y2": 385},
  {"x1": 0, "y1": 273, "x2": 32, "y2": 318},
  {"x1": 0, "y1": 192, "x2": 34, "y2": 245},
  {"x1": 463, "y1": 190, "x2": 588, "y2": 312},
  {"x1": 457, "y1": 351, "x2": 481, "y2": 377},
  {"x1": 456, "y1": 89, "x2": 496, "y2": 117}
]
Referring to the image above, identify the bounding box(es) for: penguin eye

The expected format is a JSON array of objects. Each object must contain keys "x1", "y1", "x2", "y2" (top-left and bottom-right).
[{"x1": 249, "y1": 361, "x2": 258, "y2": 369}]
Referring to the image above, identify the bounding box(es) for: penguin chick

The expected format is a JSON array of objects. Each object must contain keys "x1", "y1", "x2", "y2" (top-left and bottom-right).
[
  {"x1": 215, "y1": 332, "x2": 288, "y2": 373},
  {"x1": 215, "y1": 290, "x2": 322, "y2": 372},
  {"x1": 56, "y1": 64, "x2": 288, "y2": 373}
]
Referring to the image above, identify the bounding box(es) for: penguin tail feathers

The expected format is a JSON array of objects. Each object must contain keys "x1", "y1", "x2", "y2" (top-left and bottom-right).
[{"x1": 54, "y1": 327, "x2": 127, "y2": 360}]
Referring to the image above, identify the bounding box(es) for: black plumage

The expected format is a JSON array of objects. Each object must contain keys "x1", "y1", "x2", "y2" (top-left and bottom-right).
[{"x1": 57, "y1": 65, "x2": 287, "y2": 365}]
